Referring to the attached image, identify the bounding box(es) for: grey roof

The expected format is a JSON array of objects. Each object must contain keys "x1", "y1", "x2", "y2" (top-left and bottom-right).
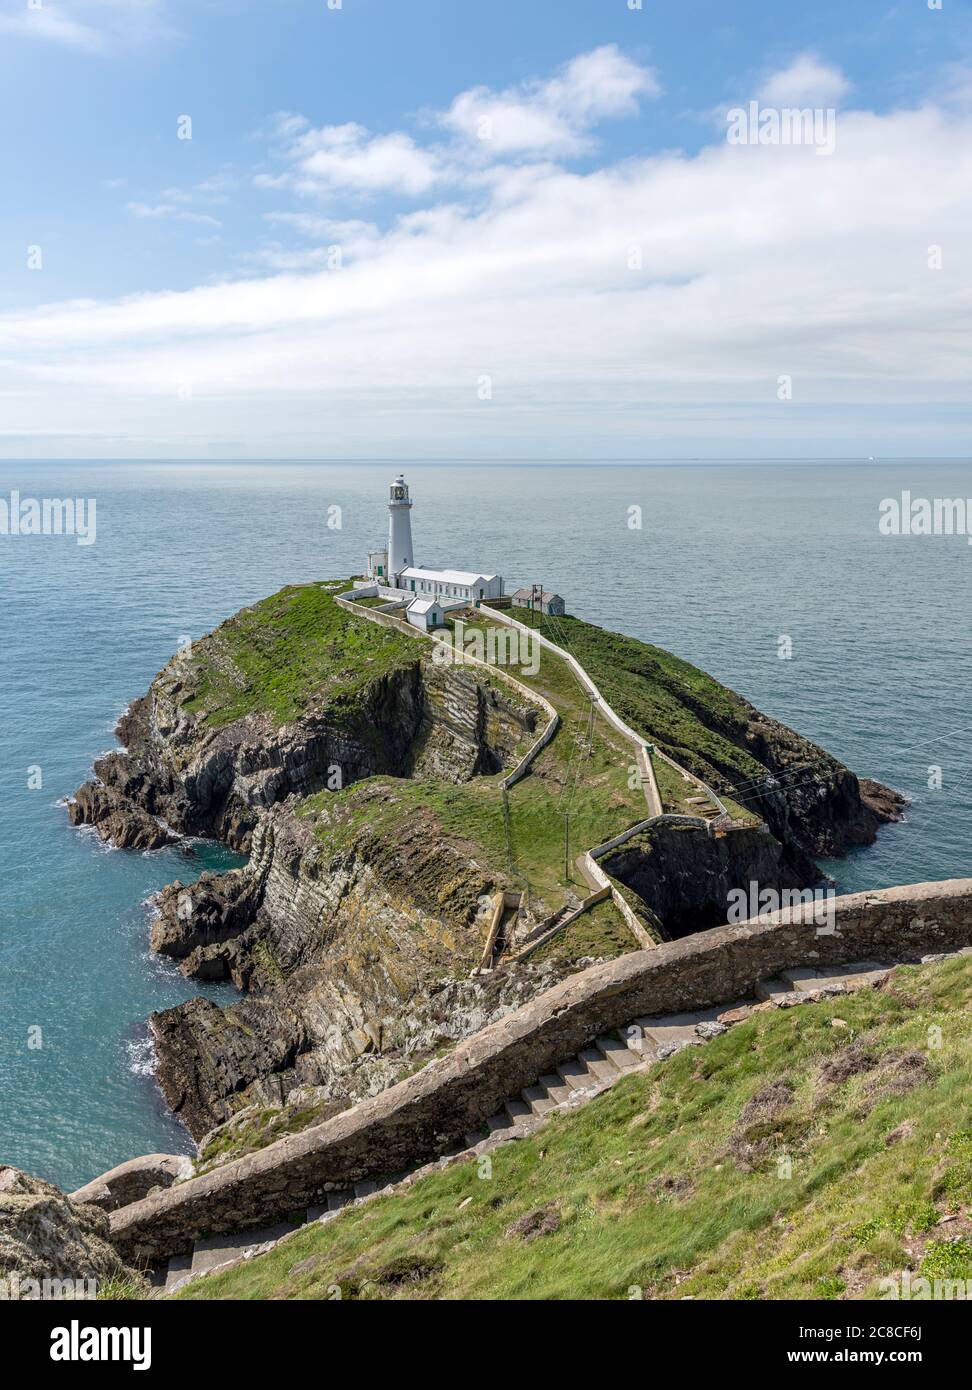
[
  {"x1": 512, "y1": 588, "x2": 562, "y2": 603},
  {"x1": 402, "y1": 566, "x2": 497, "y2": 586}
]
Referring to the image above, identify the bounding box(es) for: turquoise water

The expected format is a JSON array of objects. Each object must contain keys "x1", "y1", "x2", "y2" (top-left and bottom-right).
[{"x1": 2, "y1": 460, "x2": 971, "y2": 1189}]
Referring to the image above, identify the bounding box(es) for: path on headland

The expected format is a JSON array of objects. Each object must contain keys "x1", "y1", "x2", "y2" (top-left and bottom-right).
[
  {"x1": 338, "y1": 589, "x2": 730, "y2": 825},
  {"x1": 335, "y1": 589, "x2": 741, "y2": 957}
]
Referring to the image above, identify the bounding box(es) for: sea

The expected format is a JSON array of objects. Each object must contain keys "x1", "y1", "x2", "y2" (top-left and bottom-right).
[{"x1": 2, "y1": 460, "x2": 970, "y2": 1189}]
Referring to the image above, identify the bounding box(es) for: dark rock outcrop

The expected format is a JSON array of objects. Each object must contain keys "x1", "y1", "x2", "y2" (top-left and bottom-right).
[
  {"x1": 0, "y1": 1166, "x2": 138, "y2": 1292},
  {"x1": 603, "y1": 822, "x2": 814, "y2": 940},
  {"x1": 149, "y1": 794, "x2": 577, "y2": 1138},
  {"x1": 699, "y1": 704, "x2": 904, "y2": 859}
]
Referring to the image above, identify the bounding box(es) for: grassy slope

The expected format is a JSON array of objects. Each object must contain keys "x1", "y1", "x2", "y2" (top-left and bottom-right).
[
  {"x1": 180, "y1": 582, "x2": 418, "y2": 728},
  {"x1": 177, "y1": 955, "x2": 972, "y2": 1301},
  {"x1": 298, "y1": 623, "x2": 647, "y2": 911},
  {"x1": 492, "y1": 607, "x2": 812, "y2": 809}
]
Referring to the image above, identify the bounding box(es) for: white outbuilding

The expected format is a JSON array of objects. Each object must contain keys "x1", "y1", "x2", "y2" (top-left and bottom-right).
[
  {"x1": 363, "y1": 476, "x2": 505, "y2": 606},
  {"x1": 405, "y1": 598, "x2": 445, "y2": 631},
  {"x1": 399, "y1": 566, "x2": 504, "y2": 605}
]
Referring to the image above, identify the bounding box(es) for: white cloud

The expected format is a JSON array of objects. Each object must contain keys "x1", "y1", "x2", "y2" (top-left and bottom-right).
[
  {"x1": 264, "y1": 122, "x2": 442, "y2": 198},
  {"x1": 258, "y1": 46, "x2": 658, "y2": 202},
  {"x1": 127, "y1": 202, "x2": 222, "y2": 228},
  {"x1": 4, "y1": 60, "x2": 972, "y2": 457},
  {"x1": 441, "y1": 44, "x2": 660, "y2": 155},
  {"x1": 759, "y1": 53, "x2": 851, "y2": 107},
  {"x1": 0, "y1": 0, "x2": 172, "y2": 52}
]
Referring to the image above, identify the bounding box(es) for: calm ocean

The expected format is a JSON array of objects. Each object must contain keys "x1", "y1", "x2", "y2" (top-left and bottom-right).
[{"x1": 2, "y1": 460, "x2": 971, "y2": 1189}]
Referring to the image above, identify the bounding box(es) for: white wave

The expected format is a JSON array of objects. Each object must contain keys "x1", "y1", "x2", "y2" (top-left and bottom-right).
[{"x1": 126, "y1": 1034, "x2": 156, "y2": 1079}]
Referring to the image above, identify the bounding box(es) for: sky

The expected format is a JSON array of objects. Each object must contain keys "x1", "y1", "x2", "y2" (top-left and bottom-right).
[{"x1": 0, "y1": 0, "x2": 970, "y2": 460}]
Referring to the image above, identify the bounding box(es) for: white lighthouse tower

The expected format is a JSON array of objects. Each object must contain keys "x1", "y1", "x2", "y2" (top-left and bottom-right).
[{"x1": 387, "y1": 474, "x2": 414, "y2": 579}]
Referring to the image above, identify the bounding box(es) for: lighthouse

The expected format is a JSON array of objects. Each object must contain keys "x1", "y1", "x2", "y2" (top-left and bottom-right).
[
  {"x1": 387, "y1": 473, "x2": 414, "y2": 578},
  {"x1": 361, "y1": 474, "x2": 506, "y2": 607}
]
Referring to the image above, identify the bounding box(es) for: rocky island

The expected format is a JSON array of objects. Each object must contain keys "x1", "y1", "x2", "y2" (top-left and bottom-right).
[{"x1": 68, "y1": 581, "x2": 903, "y2": 1164}]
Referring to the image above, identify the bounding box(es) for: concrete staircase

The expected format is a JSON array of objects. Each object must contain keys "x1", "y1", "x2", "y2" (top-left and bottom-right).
[{"x1": 151, "y1": 951, "x2": 947, "y2": 1296}]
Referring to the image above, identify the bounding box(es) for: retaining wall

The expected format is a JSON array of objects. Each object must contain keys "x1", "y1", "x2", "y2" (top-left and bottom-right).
[
  {"x1": 111, "y1": 877, "x2": 972, "y2": 1264},
  {"x1": 481, "y1": 605, "x2": 667, "y2": 817},
  {"x1": 334, "y1": 593, "x2": 560, "y2": 790}
]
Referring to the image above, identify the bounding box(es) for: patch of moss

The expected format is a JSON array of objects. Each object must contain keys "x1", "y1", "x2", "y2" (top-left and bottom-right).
[{"x1": 180, "y1": 582, "x2": 418, "y2": 728}]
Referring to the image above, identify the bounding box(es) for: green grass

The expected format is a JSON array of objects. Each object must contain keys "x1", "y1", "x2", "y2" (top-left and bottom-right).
[
  {"x1": 297, "y1": 616, "x2": 649, "y2": 907},
  {"x1": 486, "y1": 606, "x2": 823, "y2": 813},
  {"x1": 531, "y1": 897, "x2": 641, "y2": 965},
  {"x1": 174, "y1": 954, "x2": 972, "y2": 1301},
  {"x1": 179, "y1": 583, "x2": 419, "y2": 728}
]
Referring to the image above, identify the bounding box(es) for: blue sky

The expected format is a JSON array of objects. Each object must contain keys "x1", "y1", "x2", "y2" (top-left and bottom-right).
[{"x1": 0, "y1": 0, "x2": 970, "y2": 458}]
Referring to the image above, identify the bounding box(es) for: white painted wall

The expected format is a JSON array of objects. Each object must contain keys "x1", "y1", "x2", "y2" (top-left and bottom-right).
[{"x1": 388, "y1": 477, "x2": 414, "y2": 575}]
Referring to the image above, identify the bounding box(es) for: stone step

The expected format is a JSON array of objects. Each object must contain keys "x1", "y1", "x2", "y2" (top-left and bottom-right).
[
  {"x1": 522, "y1": 1084, "x2": 558, "y2": 1115},
  {"x1": 632, "y1": 1008, "x2": 725, "y2": 1050},
  {"x1": 504, "y1": 1098, "x2": 533, "y2": 1125},
  {"x1": 465, "y1": 1131, "x2": 487, "y2": 1149},
  {"x1": 439, "y1": 1141, "x2": 471, "y2": 1160},
  {"x1": 578, "y1": 1047, "x2": 621, "y2": 1084},
  {"x1": 618, "y1": 1024, "x2": 658, "y2": 1060},
  {"x1": 755, "y1": 977, "x2": 794, "y2": 1004},
  {"x1": 353, "y1": 1179, "x2": 379, "y2": 1200},
  {"x1": 190, "y1": 1220, "x2": 296, "y2": 1276},
  {"x1": 163, "y1": 1252, "x2": 193, "y2": 1294},
  {"x1": 556, "y1": 1057, "x2": 599, "y2": 1094},
  {"x1": 537, "y1": 1073, "x2": 572, "y2": 1106},
  {"x1": 596, "y1": 1035, "x2": 642, "y2": 1072},
  {"x1": 308, "y1": 1186, "x2": 357, "y2": 1221},
  {"x1": 486, "y1": 1110, "x2": 516, "y2": 1135},
  {"x1": 780, "y1": 961, "x2": 892, "y2": 993}
]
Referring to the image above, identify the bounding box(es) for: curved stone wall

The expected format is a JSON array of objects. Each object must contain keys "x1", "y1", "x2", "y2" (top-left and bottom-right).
[{"x1": 111, "y1": 877, "x2": 972, "y2": 1265}]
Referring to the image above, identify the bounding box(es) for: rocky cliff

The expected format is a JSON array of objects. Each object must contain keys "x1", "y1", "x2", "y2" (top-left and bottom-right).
[
  {"x1": 502, "y1": 606, "x2": 905, "y2": 859},
  {"x1": 0, "y1": 1166, "x2": 139, "y2": 1294},
  {"x1": 149, "y1": 791, "x2": 581, "y2": 1142},
  {"x1": 68, "y1": 582, "x2": 903, "y2": 1156},
  {"x1": 602, "y1": 822, "x2": 809, "y2": 939}
]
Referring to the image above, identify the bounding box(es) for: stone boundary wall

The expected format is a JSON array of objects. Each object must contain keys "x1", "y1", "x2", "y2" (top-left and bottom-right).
[
  {"x1": 510, "y1": 886, "x2": 614, "y2": 964},
  {"x1": 578, "y1": 853, "x2": 658, "y2": 949},
  {"x1": 653, "y1": 744, "x2": 731, "y2": 820},
  {"x1": 333, "y1": 592, "x2": 560, "y2": 789},
  {"x1": 348, "y1": 581, "x2": 467, "y2": 614},
  {"x1": 482, "y1": 605, "x2": 666, "y2": 818},
  {"x1": 483, "y1": 605, "x2": 739, "y2": 822},
  {"x1": 587, "y1": 811, "x2": 719, "y2": 858},
  {"x1": 110, "y1": 877, "x2": 972, "y2": 1264}
]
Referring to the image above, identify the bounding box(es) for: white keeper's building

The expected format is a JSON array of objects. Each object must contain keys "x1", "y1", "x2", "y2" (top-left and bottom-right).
[{"x1": 357, "y1": 476, "x2": 505, "y2": 624}]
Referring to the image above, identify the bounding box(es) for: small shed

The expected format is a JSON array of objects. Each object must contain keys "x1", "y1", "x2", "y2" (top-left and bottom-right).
[
  {"x1": 406, "y1": 598, "x2": 445, "y2": 631},
  {"x1": 511, "y1": 588, "x2": 565, "y2": 617}
]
